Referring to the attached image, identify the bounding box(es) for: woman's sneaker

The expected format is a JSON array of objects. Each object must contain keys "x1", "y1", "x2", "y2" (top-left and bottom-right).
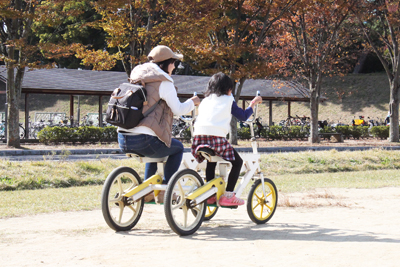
[
  {"x1": 144, "y1": 193, "x2": 155, "y2": 203},
  {"x1": 219, "y1": 192, "x2": 244, "y2": 206},
  {"x1": 155, "y1": 190, "x2": 165, "y2": 204}
]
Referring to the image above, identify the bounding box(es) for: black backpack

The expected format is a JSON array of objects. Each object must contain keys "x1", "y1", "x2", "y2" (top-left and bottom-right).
[{"x1": 105, "y1": 83, "x2": 160, "y2": 129}]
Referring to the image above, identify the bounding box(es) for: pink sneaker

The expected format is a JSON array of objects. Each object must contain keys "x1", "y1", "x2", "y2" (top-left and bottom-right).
[
  {"x1": 207, "y1": 196, "x2": 216, "y2": 204},
  {"x1": 219, "y1": 192, "x2": 244, "y2": 206}
]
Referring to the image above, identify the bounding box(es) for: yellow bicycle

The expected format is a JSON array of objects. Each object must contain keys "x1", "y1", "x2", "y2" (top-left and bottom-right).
[{"x1": 101, "y1": 92, "x2": 278, "y2": 235}]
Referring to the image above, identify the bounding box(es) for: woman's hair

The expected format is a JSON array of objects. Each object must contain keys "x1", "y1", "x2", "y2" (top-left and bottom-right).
[
  {"x1": 204, "y1": 72, "x2": 234, "y2": 97},
  {"x1": 155, "y1": 58, "x2": 176, "y2": 73}
]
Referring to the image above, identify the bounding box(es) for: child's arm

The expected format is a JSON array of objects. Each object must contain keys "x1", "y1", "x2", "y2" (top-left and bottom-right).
[
  {"x1": 231, "y1": 96, "x2": 263, "y2": 121},
  {"x1": 231, "y1": 101, "x2": 253, "y2": 121}
]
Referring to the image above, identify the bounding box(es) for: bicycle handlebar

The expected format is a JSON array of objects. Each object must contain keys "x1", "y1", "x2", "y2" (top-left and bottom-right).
[
  {"x1": 246, "y1": 91, "x2": 261, "y2": 123},
  {"x1": 180, "y1": 92, "x2": 197, "y2": 123}
]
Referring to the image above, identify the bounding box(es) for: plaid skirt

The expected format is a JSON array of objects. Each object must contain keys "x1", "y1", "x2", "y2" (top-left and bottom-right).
[{"x1": 191, "y1": 135, "x2": 235, "y2": 163}]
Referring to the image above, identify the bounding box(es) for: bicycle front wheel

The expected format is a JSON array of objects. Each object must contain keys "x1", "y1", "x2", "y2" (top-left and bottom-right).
[
  {"x1": 101, "y1": 167, "x2": 144, "y2": 231},
  {"x1": 164, "y1": 169, "x2": 206, "y2": 236},
  {"x1": 247, "y1": 178, "x2": 278, "y2": 224}
]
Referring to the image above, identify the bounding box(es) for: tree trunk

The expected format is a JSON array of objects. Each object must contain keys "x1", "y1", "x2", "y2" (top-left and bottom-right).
[
  {"x1": 309, "y1": 88, "x2": 320, "y2": 143},
  {"x1": 229, "y1": 117, "x2": 238, "y2": 145},
  {"x1": 229, "y1": 77, "x2": 246, "y2": 145},
  {"x1": 388, "y1": 80, "x2": 400, "y2": 142},
  {"x1": 6, "y1": 46, "x2": 20, "y2": 148}
]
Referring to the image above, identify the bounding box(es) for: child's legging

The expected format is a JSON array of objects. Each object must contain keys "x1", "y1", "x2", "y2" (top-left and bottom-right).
[{"x1": 205, "y1": 148, "x2": 243, "y2": 192}]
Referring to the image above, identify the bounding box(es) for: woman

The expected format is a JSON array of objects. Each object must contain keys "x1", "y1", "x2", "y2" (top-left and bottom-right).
[{"x1": 118, "y1": 45, "x2": 200, "y2": 202}]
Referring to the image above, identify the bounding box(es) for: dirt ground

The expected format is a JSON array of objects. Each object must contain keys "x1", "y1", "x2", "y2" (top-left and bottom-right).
[{"x1": 1, "y1": 187, "x2": 399, "y2": 267}]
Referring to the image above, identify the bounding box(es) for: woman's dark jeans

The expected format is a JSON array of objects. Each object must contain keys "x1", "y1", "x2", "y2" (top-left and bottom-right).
[{"x1": 118, "y1": 133, "x2": 184, "y2": 184}]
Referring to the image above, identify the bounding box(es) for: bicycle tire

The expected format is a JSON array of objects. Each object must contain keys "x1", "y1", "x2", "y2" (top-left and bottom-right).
[
  {"x1": 164, "y1": 169, "x2": 206, "y2": 236},
  {"x1": 101, "y1": 167, "x2": 144, "y2": 231},
  {"x1": 247, "y1": 178, "x2": 278, "y2": 224}
]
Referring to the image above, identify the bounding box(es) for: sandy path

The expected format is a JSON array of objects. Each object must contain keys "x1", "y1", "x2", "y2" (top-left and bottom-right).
[{"x1": 1, "y1": 187, "x2": 400, "y2": 267}]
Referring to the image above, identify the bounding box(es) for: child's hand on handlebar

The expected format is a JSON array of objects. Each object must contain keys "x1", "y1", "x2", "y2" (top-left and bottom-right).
[
  {"x1": 250, "y1": 96, "x2": 262, "y2": 108},
  {"x1": 191, "y1": 96, "x2": 201, "y2": 106}
]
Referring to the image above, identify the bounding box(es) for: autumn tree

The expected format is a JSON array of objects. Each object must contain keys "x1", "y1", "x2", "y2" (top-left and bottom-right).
[
  {"x1": 352, "y1": 0, "x2": 400, "y2": 142},
  {"x1": 0, "y1": 0, "x2": 85, "y2": 147},
  {"x1": 271, "y1": 0, "x2": 357, "y2": 143},
  {"x1": 76, "y1": 0, "x2": 167, "y2": 76},
  {"x1": 33, "y1": 1, "x2": 105, "y2": 69},
  {"x1": 163, "y1": 0, "x2": 298, "y2": 144}
]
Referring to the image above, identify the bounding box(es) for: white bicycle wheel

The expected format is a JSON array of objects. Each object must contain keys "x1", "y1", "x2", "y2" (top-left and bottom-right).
[
  {"x1": 101, "y1": 167, "x2": 144, "y2": 231},
  {"x1": 164, "y1": 169, "x2": 206, "y2": 236}
]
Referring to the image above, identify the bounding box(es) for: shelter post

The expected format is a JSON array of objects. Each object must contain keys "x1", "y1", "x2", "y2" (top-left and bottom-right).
[
  {"x1": 269, "y1": 100, "x2": 273, "y2": 126},
  {"x1": 70, "y1": 95, "x2": 74, "y2": 126},
  {"x1": 24, "y1": 93, "x2": 29, "y2": 139},
  {"x1": 98, "y1": 95, "x2": 103, "y2": 127}
]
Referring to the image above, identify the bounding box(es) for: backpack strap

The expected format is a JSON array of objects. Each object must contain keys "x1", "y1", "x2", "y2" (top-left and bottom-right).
[{"x1": 143, "y1": 99, "x2": 162, "y2": 117}]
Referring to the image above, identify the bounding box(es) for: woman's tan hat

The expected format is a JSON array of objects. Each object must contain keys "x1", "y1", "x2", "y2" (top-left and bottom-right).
[{"x1": 148, "y1": 45, "x2": 183, "y2": 63}]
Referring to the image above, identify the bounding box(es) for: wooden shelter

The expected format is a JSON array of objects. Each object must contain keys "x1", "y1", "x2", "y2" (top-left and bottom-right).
[{"x1": 0, "y1": 67, "x2": 313, "y2": 138}]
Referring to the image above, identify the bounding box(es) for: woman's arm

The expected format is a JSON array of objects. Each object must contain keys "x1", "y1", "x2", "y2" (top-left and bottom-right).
[{"x1": 159, "y1": 81, "x2": 195, "y2": 115}]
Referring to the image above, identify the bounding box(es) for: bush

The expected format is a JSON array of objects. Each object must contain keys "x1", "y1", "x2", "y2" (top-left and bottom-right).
[
  {"x1": 237, "y1": 127, "x2": 251, "y2": 139},
  {"x1": 38, "y1": 126, "x2": 117, "y2": 144},
  {"x1": 335, "y1": 126, "x2": 352, "y2": 139},
  {"x1": 350, "y1": 126, "x2": 362, "y2": 139},
  {"x1": 102, "y1": 126, "x2": 118, "y2": 141},
  {"x1": 288, "y1": 126, "x2": 302, "y2": 139},
  {"x1": 266, "y1": 126, "x2": 285, "y2": 140},
  {"x1": 370, "y1": 126, "x2": 389, "y2": 139},
  {"x1": 359, "y1": 126, "x2": 370, "y2": 138}
]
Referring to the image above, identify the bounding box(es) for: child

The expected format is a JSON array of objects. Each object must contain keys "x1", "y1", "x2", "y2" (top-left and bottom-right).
[{"x1": 191, "y1": 72, "x2": 262, "y2": 206}]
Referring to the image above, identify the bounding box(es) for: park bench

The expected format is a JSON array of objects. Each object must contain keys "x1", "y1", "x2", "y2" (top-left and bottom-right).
[{"x1": 318, "y1": 132, "x2": 344, "y2": 142}]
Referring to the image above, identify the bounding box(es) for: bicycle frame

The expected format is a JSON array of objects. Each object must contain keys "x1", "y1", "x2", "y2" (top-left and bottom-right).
[{"x1": 121, "y1": 154, "x2": 167, "y2": 201}]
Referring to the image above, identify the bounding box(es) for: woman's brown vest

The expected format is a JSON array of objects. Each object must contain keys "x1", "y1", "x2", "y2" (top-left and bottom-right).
[{"x1": 130, "y1": 64, "x2": 174, "y2": 147}]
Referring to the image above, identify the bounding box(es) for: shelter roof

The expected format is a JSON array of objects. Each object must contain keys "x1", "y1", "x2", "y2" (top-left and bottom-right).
[{"x1": 0, "y1": 67, "x2": 311, "y2": 102}]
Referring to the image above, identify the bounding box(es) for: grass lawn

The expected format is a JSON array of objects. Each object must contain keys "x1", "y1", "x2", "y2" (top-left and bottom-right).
[{"x1": 1, "y1": 148, "x2": 400, "y2": 218}]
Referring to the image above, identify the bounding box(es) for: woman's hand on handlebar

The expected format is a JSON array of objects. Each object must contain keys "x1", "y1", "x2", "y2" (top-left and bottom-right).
[
  {"x1": 191, "y1": 95, "x2": 201, "y2": 106},
  {"x1": 249, "y1": 96, "x2": 262, "y2": 108}
]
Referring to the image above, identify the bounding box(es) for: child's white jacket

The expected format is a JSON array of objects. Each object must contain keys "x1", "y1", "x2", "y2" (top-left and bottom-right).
[{"x1": 194, "y1": 94, "x2": 234, "y2": 137}]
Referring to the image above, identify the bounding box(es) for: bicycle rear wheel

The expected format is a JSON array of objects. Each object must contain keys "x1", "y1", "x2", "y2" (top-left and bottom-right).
[
  {"x1": 101, "y1": 167, "x2": 144, "y2": 231},
  {"x1": 164, "y1": 169, "x2": 206, "y2": 236}
]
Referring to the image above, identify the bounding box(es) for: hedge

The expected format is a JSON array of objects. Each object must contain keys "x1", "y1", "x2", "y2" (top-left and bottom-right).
[
  {"x1": 36, "y1": 125, "x2": 397, "y2": 144},
  {"x1": 37, "y1": 126, "x2": 118, "y2": 144}
]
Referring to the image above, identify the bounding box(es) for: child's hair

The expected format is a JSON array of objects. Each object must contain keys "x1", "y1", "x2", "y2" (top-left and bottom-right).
[{"x1": 204, "y1": 72, "x2": 234, "y2": 97}]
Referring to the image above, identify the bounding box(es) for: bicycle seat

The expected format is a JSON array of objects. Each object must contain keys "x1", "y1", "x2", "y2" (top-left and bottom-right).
[
  {"x1": 196, "y1": 147, "x2": 225, "y2": 162},
  {"x1": 126, "y1": 153, "x2": 168, "y2": 163},
  {"x1": 197, "y1": 147, "x2": 215, "y2": 156}
]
